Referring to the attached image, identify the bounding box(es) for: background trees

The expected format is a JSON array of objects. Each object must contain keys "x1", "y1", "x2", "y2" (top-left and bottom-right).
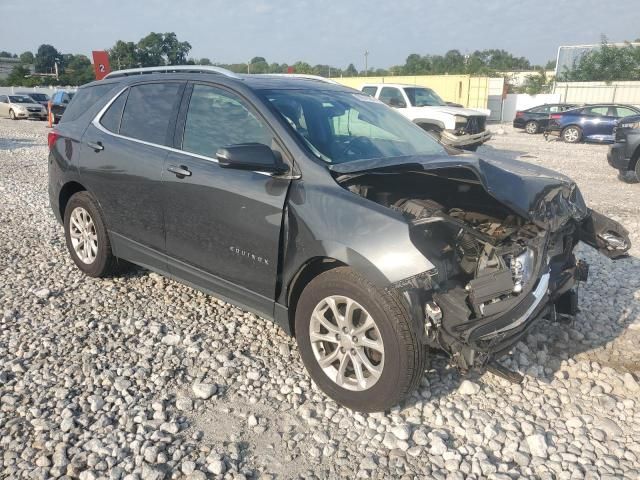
[
  {"x1": 560, "y1": 39, "x2": 640, "y2": 81},
  {"x1": 2, "y1": 33, "x2": 639, "y2": 87}
]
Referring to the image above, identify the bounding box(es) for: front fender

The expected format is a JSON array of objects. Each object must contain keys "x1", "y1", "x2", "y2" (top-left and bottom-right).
[{"x1": 279, "y1": 182, "x2": 435, "y2": 304}]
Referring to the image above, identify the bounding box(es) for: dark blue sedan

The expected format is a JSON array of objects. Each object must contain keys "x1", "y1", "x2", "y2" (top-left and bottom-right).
[{"x1": 546, "y1": 104, "x2": 640, "y2": 143}]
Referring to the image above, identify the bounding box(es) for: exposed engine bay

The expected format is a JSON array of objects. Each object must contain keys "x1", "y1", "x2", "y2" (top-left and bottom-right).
[{"x1": 337, "y1": 168, "x2": 630, "y2": 373}]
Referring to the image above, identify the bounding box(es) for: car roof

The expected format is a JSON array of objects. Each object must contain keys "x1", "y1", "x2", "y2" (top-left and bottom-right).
[{"x1": 81, "y1": 72, "x2": 357, "y2": 94}]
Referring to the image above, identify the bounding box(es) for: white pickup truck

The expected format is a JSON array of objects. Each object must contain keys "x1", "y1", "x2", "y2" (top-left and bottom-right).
[{"x1": 361, "y1": 83, "x2": 491, "y2": 151}]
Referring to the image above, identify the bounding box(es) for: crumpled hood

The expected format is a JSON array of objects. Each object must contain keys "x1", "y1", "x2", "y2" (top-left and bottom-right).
[{"x1": 330, "y1": 153, "x2": 589, "y2": 231}]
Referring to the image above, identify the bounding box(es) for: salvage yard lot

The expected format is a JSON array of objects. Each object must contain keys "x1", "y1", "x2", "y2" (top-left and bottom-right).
[{"x1": 1, "y1": 118, "x2": 639, "y2": 479}]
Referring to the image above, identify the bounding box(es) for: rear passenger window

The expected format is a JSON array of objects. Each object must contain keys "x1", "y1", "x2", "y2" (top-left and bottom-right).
[
  {"x1": 120, "y1": 83, "x2": 183, "y2": 145},
  {"x1": 61, "y1": 84, "x2": 116, "y2": 123},
  {"x1": 100, "y1": 90, "x2": 128, "y2": 133},
  {"x1": 181, "y1": 84, "x2": 273, "y2": 158}
]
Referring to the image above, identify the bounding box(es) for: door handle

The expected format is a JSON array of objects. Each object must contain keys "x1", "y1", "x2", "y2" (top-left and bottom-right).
[
  {"x1": 87, "y1": 141, "x2": 104, "y2": 152},
  {"x1": 167, "y1": 165, "x2": 192, "y2": 178}
]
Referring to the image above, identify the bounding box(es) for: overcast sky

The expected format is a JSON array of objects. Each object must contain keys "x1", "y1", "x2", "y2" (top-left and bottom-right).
[{"x1": 2, "y1": 0, "x2": 639, "y2": 68}]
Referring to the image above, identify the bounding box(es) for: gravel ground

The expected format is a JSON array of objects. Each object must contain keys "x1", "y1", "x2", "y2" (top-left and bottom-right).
[{"x1": 1, "y1": 119, "x2": 639, "y2": 480}]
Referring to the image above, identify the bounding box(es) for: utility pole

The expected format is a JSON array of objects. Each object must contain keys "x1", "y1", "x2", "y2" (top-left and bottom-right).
[
  {"x1": 364, "y1": 50, "x2": 369, "y2": 76},
  {"x1": 247, "y1": 60, "x2": 251, "y2": 74}
]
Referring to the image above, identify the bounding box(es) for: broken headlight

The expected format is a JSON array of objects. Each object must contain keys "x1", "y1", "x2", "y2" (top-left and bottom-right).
[{"x1": 510, "y1": 248, "x2": 535, "y2": 294}]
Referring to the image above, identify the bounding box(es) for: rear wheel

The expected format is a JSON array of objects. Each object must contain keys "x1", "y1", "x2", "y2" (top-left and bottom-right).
[
  {"x1": 525, "y1": 121, "x2": 539, "y2": 134},
  {"x1": 562, "y1": 126, "x2": 582, "y2": 143},
  {"x1": 64, "y1": 191, "x2": 127, "y2": 277},
  {"x1": 294, "y1": 267, "x2": 426, "y2": 412}
]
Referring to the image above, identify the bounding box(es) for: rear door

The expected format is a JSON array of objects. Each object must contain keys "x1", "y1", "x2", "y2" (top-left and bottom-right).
[
  {"x1": 162, "y1": 82, "x2": 292, "y2": 317},
  {"x1": 80, "y1": 81, "x2": 186, "y2": 270}
]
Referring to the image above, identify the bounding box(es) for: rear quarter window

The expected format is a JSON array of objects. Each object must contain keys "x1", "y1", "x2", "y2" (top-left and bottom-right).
[{"x1": 61, "y1": 84, "x2": 118, "y2": 123}]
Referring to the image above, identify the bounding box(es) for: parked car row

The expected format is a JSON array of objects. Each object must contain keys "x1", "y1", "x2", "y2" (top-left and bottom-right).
[
  {"x1": 514, "y1": 103, "x2": 640, "y2": 143},
  {"x1": 0, "y1": 90, "x2": 75, "y2": 123},
  {"x1": 514, "y1": 103, "x2": 640, "y2": 183}
]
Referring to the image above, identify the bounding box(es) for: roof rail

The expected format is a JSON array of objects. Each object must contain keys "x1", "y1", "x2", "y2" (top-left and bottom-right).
[
  {"x1": 104, "y1": 65, "x2": 242, "y2": 80},
  {"x1": 258, "y1": 74, "x2": 340, "y2": 85}
]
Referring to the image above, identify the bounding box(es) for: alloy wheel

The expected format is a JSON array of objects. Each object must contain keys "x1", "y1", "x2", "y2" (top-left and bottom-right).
[
  {"x1": 69, "y1": 207, "x2": 98, "y2": 264},
  {"x1": 525, "y1": 121, "x2": 538, "y2": 134},
  {"x1": 309, "y1": 295, "x2": 384, "y2": 391},
  {"x1": 564, "y1": 127, "x2": 580, "y2": 143}
]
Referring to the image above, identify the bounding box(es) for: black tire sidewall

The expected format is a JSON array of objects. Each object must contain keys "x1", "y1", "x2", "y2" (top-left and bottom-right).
[
  {"x1": 9, "y1": 110, "x2": 15, "y2": 120},
  {"x1": 295, "y1": 270, "x2": 413, "y2": 412},
  {"x1": 63, "y1": 192, "x2": 112, "y2": 277}
]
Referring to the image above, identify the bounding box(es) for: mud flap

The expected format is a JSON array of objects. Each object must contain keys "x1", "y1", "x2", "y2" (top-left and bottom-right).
[{"x1": 579, "y1": 209, "x2": 631, "y2": 259}]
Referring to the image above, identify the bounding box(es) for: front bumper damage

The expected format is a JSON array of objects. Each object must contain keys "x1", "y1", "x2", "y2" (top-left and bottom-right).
[
  {"x1": 394, "y1": 207, "x2": 628, "y2": 375},
  {"x1": 441, "y1": 129, "x2": 492, "y2": 148}
]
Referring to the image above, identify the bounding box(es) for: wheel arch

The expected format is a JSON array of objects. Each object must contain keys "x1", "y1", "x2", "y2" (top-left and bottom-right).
[
  {"x1": 284, "y1": 256, "x2": 347, "y2": 335},
  {"x1": 58, "y1": 181, "x2": 87, "y2": 220}
]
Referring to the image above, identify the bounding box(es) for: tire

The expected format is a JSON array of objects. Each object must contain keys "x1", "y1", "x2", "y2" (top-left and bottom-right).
[
  {"x1": 63, "y1": 191, "x2": 124, "y2": 277},
  {"x1": 525, "y1": 121, "x2": 539, "y2": 134},
  {"x1": 562, "y1": 126, "x2": 582, "y2": 143},
  {"x1": 463, "y1": 144, "x2": 479, "y2": 152},
  {"x1": 9, "y1": 109, "x2": 16, "y2": 120},
  {"x1": 294, "y1": 267, "x2": 426, "y2": 412}
]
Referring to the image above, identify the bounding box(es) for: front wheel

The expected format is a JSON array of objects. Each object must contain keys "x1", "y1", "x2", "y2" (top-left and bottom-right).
[
  {"x1": 9, "y1": 109, "x2": 16, "y2": 120},
  {"x1": 295, "y1": 267, "x2": 426, "y2": 412},
  {"x1": 562, "y1": 126, "x2": 582, "y2": 143}
]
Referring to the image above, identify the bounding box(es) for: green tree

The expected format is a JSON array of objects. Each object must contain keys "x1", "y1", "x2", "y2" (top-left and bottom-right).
[
  {"x1": 110, "y1": 41, "x2": 139, "y2": 69},
  {"x1": 0, "y1": 51, "x2": 16, "y2": 58},
  {"x1": 198, "y1": 58, "x2": 212, "y2": 65},
  {"x1": 60, "y1": 54, "x2": 95, "y2": 85},
  {"x1": 137, "y1": 32, "x2": 165, "y2": 66},
  {"x1": 163, "y1": 32, "x2": 191, "y2": 65},
  {"x1": 561, "y1": 38, "x2": 640, "y2": 81},
  {"x1": 249, "y1": 56, "x2": 269, "y2": 73},
  {"x1": 345, "y1": 63, "x2": 358, "y2": 76},
  {"x1": 34, "y1": 44, "x2": 61, "y2": 73},
  {"x1": 19, "y1": 51, "x2": 34, "y2": 65},
  {"x1": 516, "y1": 69, "x2": 550, "y2": 94},
  {"x1": 5, "y1": 65, "x2": 31, "y2": 85}
]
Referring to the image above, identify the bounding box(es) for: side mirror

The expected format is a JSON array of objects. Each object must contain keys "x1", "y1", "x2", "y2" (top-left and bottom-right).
[{"x1": 216, "y1": 143, "x2": 289, "y2": 174}]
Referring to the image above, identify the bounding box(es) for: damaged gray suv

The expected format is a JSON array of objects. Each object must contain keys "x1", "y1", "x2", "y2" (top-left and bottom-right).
[{"x1": 48, "y1": 66, "x2": 631, "y2": 412}]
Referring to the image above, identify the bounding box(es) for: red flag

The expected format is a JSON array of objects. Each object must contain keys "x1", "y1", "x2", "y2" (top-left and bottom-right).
[{"x1": 92, "y1": 51, "x2": 111, "y2": 80}]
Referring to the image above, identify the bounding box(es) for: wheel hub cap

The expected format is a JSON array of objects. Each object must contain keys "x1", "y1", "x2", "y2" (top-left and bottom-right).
[
  {"x1": 309, "y1": 295, "x2": 384, "y2": 392},
  {"x1": 69, "y1": 207, "x2": 98, "y2": 264}
]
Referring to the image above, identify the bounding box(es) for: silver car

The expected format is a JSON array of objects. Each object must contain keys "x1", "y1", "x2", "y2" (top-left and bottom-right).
[{"x1": 0, "y1": 94, "x2": 48, "y2": 120}]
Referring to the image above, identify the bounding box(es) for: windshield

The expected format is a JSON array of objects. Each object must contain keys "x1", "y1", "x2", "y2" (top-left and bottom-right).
[
  {"x1": 403, "y1": 87, "x2": 446, "y2": 107},
  {"x1": 262, "y1": 89, "x2": 444, "y2": 164},
  {"x1": 28, "y1": 93, "x2": 48, "y2": 101},
  {"x1": 9, "y1": 96, "x2": 33, "y2": 104}
]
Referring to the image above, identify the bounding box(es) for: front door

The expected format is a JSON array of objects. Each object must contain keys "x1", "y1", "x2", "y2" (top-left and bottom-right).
[
  {"x1": 79, "y1": 81, "x2": 185, "y2": 270},
  {"x1": 162, "y1": 83, "x2": 291, "y2": 317}
]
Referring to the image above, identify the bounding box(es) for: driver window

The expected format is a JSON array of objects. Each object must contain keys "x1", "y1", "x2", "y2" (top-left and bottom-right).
[
  {"x1": 379, "y1": 87, "x2": 406, "y2": 108},
  {"x1": 0, "y1": 96, "x2": 6, "y2": 103},
  {"x1": 182, "y1": 84, "x2": 273, "y2": 158}
]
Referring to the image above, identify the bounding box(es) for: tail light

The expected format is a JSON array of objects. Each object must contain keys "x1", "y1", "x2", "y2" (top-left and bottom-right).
[
  {"x1": 515, "y1": 111, "x2": 523, "y2": 118},
  {"x1": 47, "y1": 131, "x2": 59, "y2": 150},
  {"x1": 550, "y1": 114, "x2": 562, "y2": 121}
]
